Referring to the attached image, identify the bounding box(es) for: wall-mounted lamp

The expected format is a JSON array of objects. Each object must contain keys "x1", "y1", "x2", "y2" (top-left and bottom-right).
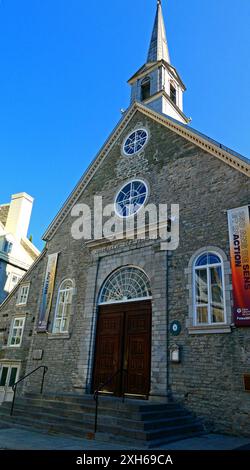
[{"x1": 170, "y1": 344, "x2": 181, "y2": 363}]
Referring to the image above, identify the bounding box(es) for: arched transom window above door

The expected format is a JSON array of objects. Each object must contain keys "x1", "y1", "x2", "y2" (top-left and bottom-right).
[{"x1": 99, "y1": 267, "x2": 152, "y2": 305}]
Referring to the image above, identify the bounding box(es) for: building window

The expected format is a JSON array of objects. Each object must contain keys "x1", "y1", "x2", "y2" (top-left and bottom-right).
[
  {"x1": 123, "y1": 129, "x2": 148, "y2": 156},
  {"x1": 53, "y1": 279, "x2": 74, "y2": 334},
  {"x1": 141, "y1": 78, "x2": 151, "y2": 101},
  {"x1": 3, "y1": 240, "x2": 13, "y2": 254},
  {"x1": 0, "y1": 367, "x2": 8, "y2": 386},
  {"x1": 8, "y1": 317, "x2": 25, "y2": 347},
  {"x1": 115, "y1": 180, "x2": 148, "y2": 218},
  {"x1": 99, "y1": 266, "x2": 152, "y2": 305},
  {"x1": 17, "y1": 284, "x2": 30, "y2": 306},
  {"x1": 9, "y1": 273, "x2": 21, "y2": 291},
  {"x1": 194, "y1": 252, "x2": 226, "y2": 325},
  {"x1": 170, "y1": 83, "x2": 177, "y2": 105},
  {"x1": 0, "y1": 365, "x2": 19, "y2": 388}
]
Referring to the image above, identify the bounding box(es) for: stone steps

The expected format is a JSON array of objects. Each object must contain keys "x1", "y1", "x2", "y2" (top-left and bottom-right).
[
  {"x1": 10, "y1": 396, "x2": 186, "y2": 418},
  {"x1": 0, "y1": 394, "x2": 205, "y2": 448},
  {"x1": 10, "y1": 394, "x2": 186, "y2": 421},
  {"x1": 24, "y1": 392, "x2": 182, "y2": 412},
  {"x1": 0, "y1": 403, "x2": 196, "y2": 432}
]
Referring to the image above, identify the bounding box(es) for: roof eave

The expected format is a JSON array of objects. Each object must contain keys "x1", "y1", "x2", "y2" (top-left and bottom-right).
[
  {"x1": 128, "y1": 60, "x2": 186, "y2": 91},
  {"x1": 127, "y1": 62, "x2": 158, "y2": 84},
  {"x1": 0, "y1": 249, "x2": 47, "y2": 311},
  {"x1": 43, "y1": 101, "x2": 250, "y2": 242}
]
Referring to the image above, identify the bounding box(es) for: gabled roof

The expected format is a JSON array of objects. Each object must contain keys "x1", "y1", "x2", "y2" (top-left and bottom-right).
[
  {"x1": 43, "y1": 101, "x2": 249, "y2": 242},
  {"x1": 0, "y1": 249, "x2": 47, "y2": 311},
  {"x1": 127, "y1": 59, "x2": 186, "y2": 91},
  {"x1": 128, "y1": 61, "x2": 158, "y2": 84},
  {"x1": 21, "y1": 237, "x2": 41, "y2": 260}
]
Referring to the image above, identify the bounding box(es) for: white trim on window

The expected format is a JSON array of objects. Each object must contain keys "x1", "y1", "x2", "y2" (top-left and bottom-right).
[
  {"x1": 193, "y1": 252, "x2": 226, "y2": 327},
  {"x1": 169, "y1": 79, "x2": 178, "y2": 106},
  {"x1": 16, "y1": 284, "x2": 30, "y2": 306},
  {"x1": 114, "y1": 179, "x2": 149, "y2": 219},
  {"x1": 8, "y1": 317, "x2": 26, "y2": 348},
  {"x1": 99, "y1": 266, "x2": 152, "y2": 305},
  {"x1": 0, "y1": 363, "x2": 21, "y2": 392},
  {"x1": 52, "y1": 279, "x2": 74, "y2": 334},
  {"x1": 122, "y1": 128, "x2": 149, "y2": 157},
  {"x1": 98, "y1": 296, "x2": 152, "y2": 307},
  {"x1": 8, "y1": 273, "x2": 22, "y2": 292},
  {"x1": 185, "y1": 246, "x2": 232, "y2": 335}
]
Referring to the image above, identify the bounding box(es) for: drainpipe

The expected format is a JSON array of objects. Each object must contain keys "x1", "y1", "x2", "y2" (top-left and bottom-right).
[
  {"x1": 85, "y1": 256, "x2": 101, "y2": 393},
  {"x1": 166, "y1": 248, "x2": 172, "y2": 402}
]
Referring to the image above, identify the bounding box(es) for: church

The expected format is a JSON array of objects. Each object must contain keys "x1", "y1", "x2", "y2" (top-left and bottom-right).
[{"x1": 0, "y1": 1, "x2": 249, "y2": 443}]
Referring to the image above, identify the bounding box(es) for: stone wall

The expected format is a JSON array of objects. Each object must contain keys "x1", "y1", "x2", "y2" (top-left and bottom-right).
[
  {"x1": 0, "y1": 251, "x2": 47, "y2": 394},
  {"x1": 0, "y1": 109, "x2": 249, "y2": 435}
]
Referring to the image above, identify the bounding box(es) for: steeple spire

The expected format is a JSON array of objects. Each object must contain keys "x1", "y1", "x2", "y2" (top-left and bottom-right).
[
  {"x1": 147, "y1": 0, "x2": 170, "y2": 63},
  {"x1": 128, "y1": 0, "x2": 188, "y2": 124}
]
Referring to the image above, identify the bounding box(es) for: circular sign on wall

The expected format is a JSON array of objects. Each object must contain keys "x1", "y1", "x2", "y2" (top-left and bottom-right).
[{"x1": 170, "y1": 321, "x2": 182, "y2": 336}]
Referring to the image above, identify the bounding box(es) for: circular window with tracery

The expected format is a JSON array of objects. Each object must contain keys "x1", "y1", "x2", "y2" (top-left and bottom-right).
[
  {"x1": 123, "y1": 129, "x2": 148, "y2": 156},
  {"x1": 115, "y1": 179, "x2": 148, "y2": 218},
  {"x1": 99, "y1": 267, "x2": 152, "y2": 305}
]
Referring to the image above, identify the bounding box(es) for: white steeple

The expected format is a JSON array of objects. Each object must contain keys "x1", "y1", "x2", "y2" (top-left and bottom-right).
[
  {"x1": 147, "y1": 0, "x2": 170, "y2": 63},
  {"x1": 128, "y1": 1, "x2": 189, "y2": 124}
]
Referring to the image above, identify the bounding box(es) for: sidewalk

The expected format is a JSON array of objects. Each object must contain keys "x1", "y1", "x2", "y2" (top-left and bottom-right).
[{"x1": 0, "y1": 425, "x2": 250, "y2": 450}]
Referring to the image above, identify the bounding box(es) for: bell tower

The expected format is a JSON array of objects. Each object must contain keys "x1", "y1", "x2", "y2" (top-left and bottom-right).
[{"x1": 128, "y1": 1, "x2": 189, "y2": 124}]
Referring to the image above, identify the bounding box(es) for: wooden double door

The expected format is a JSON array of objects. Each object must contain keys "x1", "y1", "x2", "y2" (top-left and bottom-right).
[{"x1": 93, "y1": 300, "x2": 151, "y2": 397}]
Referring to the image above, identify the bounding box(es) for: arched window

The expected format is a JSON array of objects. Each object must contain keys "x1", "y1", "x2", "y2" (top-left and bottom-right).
[
  {"x1": 53, "y1": 279, "x2": 74, "y2": 334},
  {"x1": 99, "y1": 267, "x2": 151, "y2": 305},
  {"x1": 170, "y1": 81, "x2": 177, "y2": 105},
  {"x1": 141, "y1": 77, "x2": 151, "y2": 101},
  {"x1": 194, "y1": 252, "x2": 226, "y2": 325}
]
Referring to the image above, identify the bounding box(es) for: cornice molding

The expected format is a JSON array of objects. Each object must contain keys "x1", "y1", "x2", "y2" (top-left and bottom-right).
[
  {"x1": 42, "y1": 102, "x2": 249, "y2": 242},
  {"x1": 136, "y1": 102, "x2": 249, "y2": 177},
  {"x1": 0, "y1": 249, "x2": 47, "y2": 311}
]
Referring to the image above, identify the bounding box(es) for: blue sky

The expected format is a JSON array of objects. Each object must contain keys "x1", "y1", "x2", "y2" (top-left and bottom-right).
[{"x1": 0, "y1": 0, "x2": 250, "y2": 250}]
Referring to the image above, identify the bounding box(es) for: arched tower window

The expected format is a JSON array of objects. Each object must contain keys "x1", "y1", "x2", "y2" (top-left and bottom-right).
[
  {"x1": 141, "y1": 77, "x2": 151, "y2": 101},
  {"x1": 194, "y1": 252, "x2": 226, "y2": 325},
  {"x1": 53, "y1": 279, "x2": 74, "y2": 334},
  {"x1": 99, "y1": 267, "x2": 152, "y2": 305},
  {"x1": 170, "y1": 81, "x2": 177, "y2": 105}
]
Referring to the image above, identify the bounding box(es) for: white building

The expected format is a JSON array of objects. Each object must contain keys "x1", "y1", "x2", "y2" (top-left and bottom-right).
[{"x1": 0, "y1": 193, "x2": 40, "y2": 303}]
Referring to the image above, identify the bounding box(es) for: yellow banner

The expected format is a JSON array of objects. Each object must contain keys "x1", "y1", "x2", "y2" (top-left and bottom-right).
[{"x1": 37, "y1": 253, "x2": 59, "y2": 332}]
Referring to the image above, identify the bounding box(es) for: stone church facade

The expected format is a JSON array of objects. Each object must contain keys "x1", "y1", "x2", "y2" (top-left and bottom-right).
[{"x1": 0, "y1": 1, "x2": 250, "y2": 437}]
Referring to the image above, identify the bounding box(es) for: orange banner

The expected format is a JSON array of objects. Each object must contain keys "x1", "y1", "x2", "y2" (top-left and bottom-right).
[{"x1": 228, "y1": 206, "x2": 250, "y2": 326}]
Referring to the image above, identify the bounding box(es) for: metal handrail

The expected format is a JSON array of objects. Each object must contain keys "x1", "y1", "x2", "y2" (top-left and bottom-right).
[
  {"x1": 93, "y1": 368, "x2": 128, "y2": 433},
  {"x1": 10, "y1": 365, "x2": 48, "y2": 416}
]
